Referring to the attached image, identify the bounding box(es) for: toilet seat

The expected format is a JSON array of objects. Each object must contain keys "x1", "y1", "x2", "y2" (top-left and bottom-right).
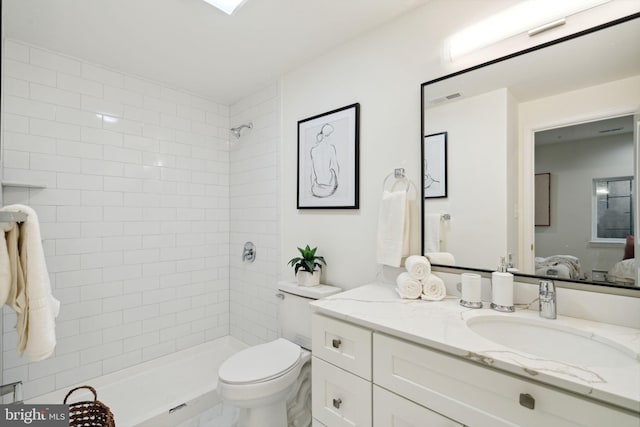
[{"x1": 218, "y1": 338, "x2": 301, "y2": 385}]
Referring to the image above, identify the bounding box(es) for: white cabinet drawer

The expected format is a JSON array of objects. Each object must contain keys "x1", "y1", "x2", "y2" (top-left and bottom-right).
[
  {"x1": 373, "y1": 333, "x2": 639, "y2": 427},
  {"x1": 312, "y1": 313, "x2": 372, "y2": 380},
  {"x1": 312, "y1": 356, "x2": 372, "y2": 427},
  {"x1": 373, "y1": 385, "x2": 463, "y2": 427}
]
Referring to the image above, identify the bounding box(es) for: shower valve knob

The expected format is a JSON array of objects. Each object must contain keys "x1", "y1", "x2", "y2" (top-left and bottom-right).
[{"x1": 332, "y1": 339, "x2": 341, "y2": 349}]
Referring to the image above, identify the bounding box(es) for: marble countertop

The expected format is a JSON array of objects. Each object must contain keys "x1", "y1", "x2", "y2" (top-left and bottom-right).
[{"x1": 309, "y1": 283, "x2": 640, "y2": 412}]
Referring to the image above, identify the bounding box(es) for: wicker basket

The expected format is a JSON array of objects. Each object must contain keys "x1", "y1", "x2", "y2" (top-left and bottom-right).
[{"x1": 64, "y1": 385, "x2": 115, "y2": 427}]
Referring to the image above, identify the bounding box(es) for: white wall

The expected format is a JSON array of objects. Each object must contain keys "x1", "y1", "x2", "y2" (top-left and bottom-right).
[
  {"x1": 229, "y1": 83, "x2": 281, "y2": 346},
  {"x1": 425, "y1": 88, "x2": 511, "y2": 268},
  {"x1": 506, "y1": 90, "x2": 519, "y2": 264},
  {"x1": 279, "y1": 2, "x2": 470, "y2": 287},
  {"x1": 536, "y1": 133, "x2": 633, "y2": 277},
  {"x1": 1, "y1": 40, "x2": 231, "y2": 399},
  {"x1": 0, "y1": 10, "x2": 5, "y2": 389},
  {"x1": 278, "y1": 0, "x2": 637, "y2": 288}
]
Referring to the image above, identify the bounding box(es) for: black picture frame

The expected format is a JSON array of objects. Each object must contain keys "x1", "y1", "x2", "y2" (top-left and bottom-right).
[
  {"x1": 535, "y1": 172, "x2": 551, "y2": 226},
  {"x1": 423, "y1": 132, "x2": 448, "y2": 198},
  {"x1": 296, "y1": 103, "x2": 360, "y2": 209}
]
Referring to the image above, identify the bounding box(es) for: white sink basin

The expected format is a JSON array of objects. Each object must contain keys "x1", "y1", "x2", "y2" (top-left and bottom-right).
[{"x1": 466, "y1": 315, "x2": 639, "y2": 368}]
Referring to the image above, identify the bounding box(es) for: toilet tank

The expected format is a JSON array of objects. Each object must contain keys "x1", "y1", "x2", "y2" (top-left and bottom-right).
[{"x1": 277, "y1": 281, "x2": 342, "y2": 350}]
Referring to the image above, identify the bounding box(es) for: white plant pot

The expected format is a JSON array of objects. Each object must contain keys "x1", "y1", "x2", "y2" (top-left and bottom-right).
[{"x1": 296, "y1": 270, "x2": 321, "y2": 287}]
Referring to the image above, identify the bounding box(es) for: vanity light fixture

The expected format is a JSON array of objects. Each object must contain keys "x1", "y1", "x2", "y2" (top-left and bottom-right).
[
  {"x1": 201, "y1": 0, "x2": 248, "y2": 15},
  {"x1": 445, "y1": 0, "x2": 612, "y2": 60}
]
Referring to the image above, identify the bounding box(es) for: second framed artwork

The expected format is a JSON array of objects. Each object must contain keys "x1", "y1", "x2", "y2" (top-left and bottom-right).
[
  {"x1": 297, "y1": 103, "x2": 360, "y2": 209},
  {"x1": 423, "y1": 132, "x2": 447, "y2": 198}
]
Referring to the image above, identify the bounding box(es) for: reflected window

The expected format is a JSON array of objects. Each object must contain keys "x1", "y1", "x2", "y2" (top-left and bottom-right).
[{"x1": 593, "y1": 176, "x2": 633, "y2": 241}]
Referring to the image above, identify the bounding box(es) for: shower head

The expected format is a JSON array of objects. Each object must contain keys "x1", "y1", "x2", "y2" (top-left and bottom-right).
[{"x1": 230, "y1": 122, "x2": 253, "y2": 139}]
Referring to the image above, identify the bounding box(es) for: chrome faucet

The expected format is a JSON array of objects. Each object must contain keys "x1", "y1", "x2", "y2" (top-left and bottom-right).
[{"x1": 539, "y1": 280, "x2": 556, "y2": 319}]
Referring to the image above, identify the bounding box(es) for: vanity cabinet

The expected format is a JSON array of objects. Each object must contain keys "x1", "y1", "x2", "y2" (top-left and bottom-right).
[
  {"x1": 311, "y1": 313, "x2": 372, "y2": 426},
  {"x1": 375, "y1": 333, "x2": 640, "y2": 427},
  {"x1": 373, "y1": 385, "x2": 463, "y2": 427},
  {"x1": 312, "y1": 357, "x2": 372, "y2": 426},
  {"x1": 311, "y1": 313, "x2": 639, "y2": 427},
  {"x1": 311, "y1": 313, "x2": 459, "y2": 427},
  {"x1": 312, "y1": 313, "x2": 372, "y2": 380}
]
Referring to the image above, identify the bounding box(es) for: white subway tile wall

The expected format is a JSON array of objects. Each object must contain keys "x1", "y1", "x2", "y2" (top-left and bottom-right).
[
  {"x1": 229, "y1": 83, "x2": 281, "y2": 346},
  {"x1": 1, "y1": 40, "x2": 231, "y2": 399}
]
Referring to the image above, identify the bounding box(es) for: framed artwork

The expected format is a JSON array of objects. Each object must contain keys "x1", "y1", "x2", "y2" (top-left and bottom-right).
[
  {"x1": 297, "y1": 103, "x2": 360, "y2": 209},
  {"x1": 423, "y1": 132, "x2": 447, "y2": 198},
  {"x1": 535, "y1": 172, "x2": 551, "y2": 226}
]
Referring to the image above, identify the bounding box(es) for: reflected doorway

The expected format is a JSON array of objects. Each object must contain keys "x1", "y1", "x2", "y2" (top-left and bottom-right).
[{"x1": 533, "y1": 115, "x2": 635, "y2": 285}]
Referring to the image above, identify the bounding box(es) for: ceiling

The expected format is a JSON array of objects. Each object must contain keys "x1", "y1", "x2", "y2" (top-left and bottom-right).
[
  {"x1": 424, "y1": 15, "x2": 640, "y2": 107},
  {"x1": 3, "y1": 0, "x2": 428, "y2": 105},
  {"x1": 536, "y1": 115, "x2": 634, "y2": 145}
]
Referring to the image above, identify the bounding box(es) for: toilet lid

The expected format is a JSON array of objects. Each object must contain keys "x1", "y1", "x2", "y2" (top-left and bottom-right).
[{"x1": 218, "y1": 338, "x2": 301, "y2": 384}]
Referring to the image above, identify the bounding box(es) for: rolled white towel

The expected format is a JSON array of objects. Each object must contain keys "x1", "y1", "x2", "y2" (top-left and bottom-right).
[
  {"x1": 405, "y1": 255, "x2": 431, "y2": 281},
  {"x1": 395, "y1": 272, "x2": 422, "y2": 299},
  {"x1": 425, "y1": 252, "x2": 455, "y2": 266},
  {"x1": 421, "y1": 274, "x2": 446, "y2": 301}
]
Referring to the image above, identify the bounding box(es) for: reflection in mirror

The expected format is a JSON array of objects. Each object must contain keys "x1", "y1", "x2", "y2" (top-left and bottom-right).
[
  {"x1": 595, "y1": 177, "x2": 633, "y2": 240},
  {"x1": 421, "y1": 14, "x2": 640, "y2": 292},
  {"x1": 534, "y1": 115, "x2": 635, "y2": 285}
]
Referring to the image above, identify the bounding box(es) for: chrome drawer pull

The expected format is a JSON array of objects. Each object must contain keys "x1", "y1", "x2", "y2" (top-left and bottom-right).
[
  {"x1": 332, "y1": 338, "x2": 342, "y2": 349},
  {"x1": 332, "y1": 398, "x2": 342, "y2": 409},
  {"x1": 519, "y1": 393, "x2": 535, "y2": 410}
]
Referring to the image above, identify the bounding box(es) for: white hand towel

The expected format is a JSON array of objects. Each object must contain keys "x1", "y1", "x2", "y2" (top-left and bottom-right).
[
  {"x1": 424, "y1": 213, "x2": 441, "y2": 253},
  {"x1": 395, "y1": 272, "x2": 422, "y2": 299},
  {"x1": 0, "y1": 221, "x2": 24, "y2": 311},
  {"x1": 376, "y1": 190, "x2": 409, "y2": 267},
  {"x1": 425, "y1": 252, "x2": 455, "y2": 266},
  {"x1": 0, "y1": 222, "x2": 14, "y2": 307},
  {"x1": 421, "y1": 274, "x2": 446, "y2": 301},
  {"x1": 405, "y1": 255, "x2": 431, "y2": 281},
  {"x1": 2, "y1": 204, "x2": 60, "y2": 361}
]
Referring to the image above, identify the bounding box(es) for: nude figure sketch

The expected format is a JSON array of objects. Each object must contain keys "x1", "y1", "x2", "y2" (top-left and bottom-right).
[
  {"x1": 424, "y1": 157, "x2": 441, "y2": 189},
  {"x1": 310, "y1": 123, "x2": 339, "y2": 198},
  {"x1": 423, "y1": 132, "x2": 446, "y2": 198}
]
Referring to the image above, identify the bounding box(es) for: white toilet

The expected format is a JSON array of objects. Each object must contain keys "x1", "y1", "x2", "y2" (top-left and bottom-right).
[{"x1": 218, "y1": 282, "x2": 341, "y2": 427}]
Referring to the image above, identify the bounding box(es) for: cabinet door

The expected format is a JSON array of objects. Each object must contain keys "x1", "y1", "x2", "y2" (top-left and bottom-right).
[
  {"x1": 312, "y1": 356, "x2": 372, "y2": 427},
  {"x1": 373, "y1": 333, "x2": 640, "y2": 427},
  {"x1": 373, "y1": 385, "x2": 464, "y2": 427},
  {"x1": 312, "y1": 313, "x2": 372, "y2": 380}
]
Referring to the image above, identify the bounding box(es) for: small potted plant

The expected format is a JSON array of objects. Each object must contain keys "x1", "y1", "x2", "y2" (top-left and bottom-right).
[{"x1": 287, "y1": 245, "x2": 326, "y2": 286}]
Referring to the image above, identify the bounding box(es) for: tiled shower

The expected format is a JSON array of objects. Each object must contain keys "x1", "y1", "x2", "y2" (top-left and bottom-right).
[{"x1": 1, "y1": 39, "x2": 281, "y2": 400}]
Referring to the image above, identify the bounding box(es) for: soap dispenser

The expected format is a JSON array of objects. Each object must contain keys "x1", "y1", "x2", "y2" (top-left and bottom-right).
[{"x1": 491, "y1": 257, "x2": 515, "y2": 312}]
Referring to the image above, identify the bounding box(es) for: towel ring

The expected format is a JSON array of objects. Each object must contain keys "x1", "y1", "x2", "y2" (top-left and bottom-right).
[{"x1": 383, "y1": 168, "x2": 410, "y2": 192}]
